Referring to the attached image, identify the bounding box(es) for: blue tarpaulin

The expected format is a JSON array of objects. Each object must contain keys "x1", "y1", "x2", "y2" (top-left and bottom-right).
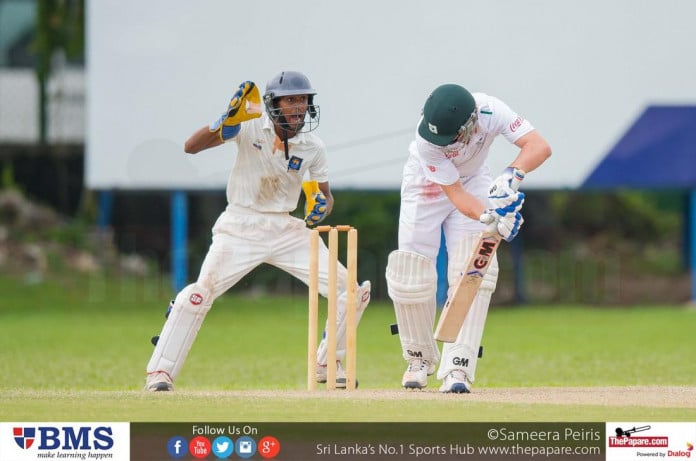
[
  {"x1": 583, "y1": 106, "x2": 696, "y2": 189},
  {"x1": 583, "y1": 105, "x2": 696, "y2": 303}
]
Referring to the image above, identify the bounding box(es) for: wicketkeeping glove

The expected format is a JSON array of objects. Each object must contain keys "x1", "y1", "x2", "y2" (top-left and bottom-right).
[
  {"x1": 209, "y1": 81, "x2": 262, "y2": 141},
  {"x1": 302, "y1": 180, "x2": 328, "y2": 227},
  {"x1": 480, "y1": 209, "x2": 524, "y2": 242}
]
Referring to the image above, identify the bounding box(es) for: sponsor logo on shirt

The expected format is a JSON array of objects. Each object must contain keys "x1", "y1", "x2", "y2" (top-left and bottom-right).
[
  {"x1": 288, "y1": 156, "x2": 303, "y2": 172},
  {"x1": 509, "y1": 117, "x2": 523, "y2": 132}
]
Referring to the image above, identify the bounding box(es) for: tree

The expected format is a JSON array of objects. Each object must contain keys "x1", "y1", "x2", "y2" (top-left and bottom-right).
[{"x1": 34, "y1": 0, "x2": 84, "y2": 143}]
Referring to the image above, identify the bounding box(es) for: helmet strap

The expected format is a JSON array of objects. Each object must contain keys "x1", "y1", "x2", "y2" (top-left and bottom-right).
[{"x1": 283, "y1": 134, "x2": 289, "y2": 160}]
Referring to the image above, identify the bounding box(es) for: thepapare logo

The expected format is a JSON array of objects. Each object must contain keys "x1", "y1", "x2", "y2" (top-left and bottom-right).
[
  {"x1": 452, "y1": 357, "x2": 469, "y2": 367},
  {"x1": 407, "y1": 350, "x2": 423, "y2": 358},
  {"x1": 14, "y1": 426, "x2": 114, "y2": 450}
]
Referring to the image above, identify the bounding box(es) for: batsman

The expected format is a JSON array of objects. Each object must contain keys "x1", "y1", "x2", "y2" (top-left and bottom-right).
[
  {"x1": 386, "y1": 84, "x2": 551, "y2": 393},
  {"x1": 145, "y1": 71, "x2": 371, "y2": 391}
]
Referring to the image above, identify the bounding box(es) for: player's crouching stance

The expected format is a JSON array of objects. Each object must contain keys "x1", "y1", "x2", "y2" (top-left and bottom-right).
[
  {"x1": 387, "y1": 84, "x2": 551, "y2": 393},
  {"x1": 145, "y1": 71, "x2": 371, "y2": 391}
]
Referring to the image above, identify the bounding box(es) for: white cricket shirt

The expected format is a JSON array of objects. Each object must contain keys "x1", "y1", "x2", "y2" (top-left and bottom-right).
[
  {"x1": 227, "y1": 114, "x2": 329, "y2": 212},
  {"x1": 411, "y1": 92, "x2": 534, "y2": 185}
]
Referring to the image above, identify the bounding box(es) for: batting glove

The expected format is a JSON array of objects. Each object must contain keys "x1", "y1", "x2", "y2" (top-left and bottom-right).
[
  {"x1": 489, "y1": 190, "x2": 525, "y2": 217},
  {"x1": 490, "y1": 167, "x2": 526, "y2": 192},
  {"x1": 480, "y1": 209, "x2": 524, "y2": 242},
  {"x1": 209, "y1": 81, "x2": 262, "y2": 141},
  {"x1": 302, "y1": 180, "x2": 328, "y2": 227}
]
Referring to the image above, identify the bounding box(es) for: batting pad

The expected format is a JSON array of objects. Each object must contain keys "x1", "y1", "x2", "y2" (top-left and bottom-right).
[
  {"x1": 146, "y1": 283, "x2": 213, "y2": 379},
  {"x1": 316, "y1": 281, "x2": 371, "y2": 365},
  {"x1": 438, "y1": 257, "x2": 498, "y2": 382},
  {"x1": 386, "y1": 250, "x2": 440, "y2": 364}
]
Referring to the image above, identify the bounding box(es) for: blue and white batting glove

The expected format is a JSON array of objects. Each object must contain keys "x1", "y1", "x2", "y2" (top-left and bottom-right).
[
  {"x1": 490, "y1": 167, "x2": 526, "y2": 192},
  {"x1": 480, "y1": 209, "x2": 524, "y2": 242},
  {"x1": 489, "y1": 189, "x2": 525, "y2": 217}
]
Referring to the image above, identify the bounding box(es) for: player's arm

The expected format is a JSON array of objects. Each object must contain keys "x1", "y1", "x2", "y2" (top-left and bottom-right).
[
  {"x1": 442, "y1": 176, "x2": 524, "y2": 242},
  {"x1": 184, "y1": 80, "x2": 262, "y2": 155},
  {"x1": 508, "y1": 130, "x2": 552, "y2": 174},
  {"x1": 439, "y1": 182, "x2": 487, "y2": 221},
  {"x1": 184, "y1": 126, "x2": 223, "y2": 154},
  {"x1": 488, "y1": 130, "x2": 550, "y2": 208}
]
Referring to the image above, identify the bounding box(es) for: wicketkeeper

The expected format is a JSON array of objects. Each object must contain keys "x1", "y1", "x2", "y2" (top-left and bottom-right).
[
  {"x1": 386, "y1": 84, "x2": 551, "y2": 393},
  {"x1": 145, "y1": 71, "x2": 371, "y2": 391}
]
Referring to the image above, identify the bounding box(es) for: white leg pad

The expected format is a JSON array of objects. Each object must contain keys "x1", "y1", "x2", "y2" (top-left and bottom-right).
[
  {"x1": 438, "y1": 256, "x2": 498, "y2": 382},
  {"x1": 386, "y1": 250, "x2": 440, "y2": 364},
  {"x1": 316, "y1": 281, "x2": 371, "y2": 365},
  {"x1": 146, "y1": 283, "x2": 213, "y2": 379}
]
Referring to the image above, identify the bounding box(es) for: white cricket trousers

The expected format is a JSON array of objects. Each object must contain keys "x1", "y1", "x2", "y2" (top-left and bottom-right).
[{"x1": 199, "y1": 205, "x2": 347, "y2": 298}]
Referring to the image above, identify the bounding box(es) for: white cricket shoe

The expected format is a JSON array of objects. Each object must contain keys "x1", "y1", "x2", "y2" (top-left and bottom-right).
[
  {"x1": 402, "y1": 358, "x2": 435, "y2": 389},
  {"x1": 439, "y1": 370, "x2": 472, "y2": 394},
  {"x1": 145, "y1": 371, "x2": 173, "y2": 392},
  {"x1": 315, "y1": 360, "x2": 348, "y2": 389}
]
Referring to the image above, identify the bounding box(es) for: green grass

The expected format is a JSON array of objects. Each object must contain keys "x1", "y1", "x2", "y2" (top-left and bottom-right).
[{"x1": 1, "y1": 274, "x2": 694, "y2": 421}]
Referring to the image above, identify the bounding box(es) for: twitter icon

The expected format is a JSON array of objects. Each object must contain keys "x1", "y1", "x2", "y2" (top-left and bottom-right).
[{"x1": 212, "y1": 436, "x2": 234, "y2": 459}]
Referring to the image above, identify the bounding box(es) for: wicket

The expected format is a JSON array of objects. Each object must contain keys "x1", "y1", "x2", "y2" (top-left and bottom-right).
[{"x1": 308, "y1": 225, "x2": 358, "y2": 391}]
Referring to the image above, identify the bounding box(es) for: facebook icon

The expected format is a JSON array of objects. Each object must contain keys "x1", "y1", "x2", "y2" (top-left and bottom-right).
[{"x1": 167, "y1": 436, "x2": 188, "y2": 459}]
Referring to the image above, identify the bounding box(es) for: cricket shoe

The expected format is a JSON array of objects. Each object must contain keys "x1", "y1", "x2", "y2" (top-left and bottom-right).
[
  {"x1": 145, "y1": 371, "x2": 173, "y2": 392},
  {"x1": 316, "y1": 360, "x2": 355, "y2": 389},
  {"x1": 439, "y1": 370, "x2": 472, "y2": 394},
  {"x1": 402, "y1": 358, "x2": 435, "y2": 389}
]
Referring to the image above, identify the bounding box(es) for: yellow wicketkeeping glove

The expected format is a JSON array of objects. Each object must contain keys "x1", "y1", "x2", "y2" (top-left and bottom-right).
[
  {"x1": 302, "y1": 180, "x2": 328, "y2": 226},
  {"x1": 209, "y1": 81, "x2": 263, "y2": 141}
]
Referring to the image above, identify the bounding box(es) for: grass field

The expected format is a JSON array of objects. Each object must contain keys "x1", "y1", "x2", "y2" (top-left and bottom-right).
[{"x1": 1, "y1": 275, "x2": 695, "y2": 422}]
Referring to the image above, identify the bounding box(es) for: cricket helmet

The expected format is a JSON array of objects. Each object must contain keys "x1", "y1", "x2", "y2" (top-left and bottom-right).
[
  {"x1": 263, "y1": 71, "x2": 319, "y2": 132},
  {"x1": 418, "y1": 84, "x2": 478, "y2": 146}
]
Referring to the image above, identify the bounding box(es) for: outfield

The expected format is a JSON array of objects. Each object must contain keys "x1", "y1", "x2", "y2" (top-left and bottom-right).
[{"x1": 1, "y1": 275, "x2": 694, "y2": 422}]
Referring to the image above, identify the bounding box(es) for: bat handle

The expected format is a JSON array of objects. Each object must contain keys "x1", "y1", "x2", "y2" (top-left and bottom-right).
[
  {"x1": 484, "y1": 168, "x2": 525, "y2": 234},
  {"x1": 510, "y1": 168, "x2": 525, "y2": 191}
]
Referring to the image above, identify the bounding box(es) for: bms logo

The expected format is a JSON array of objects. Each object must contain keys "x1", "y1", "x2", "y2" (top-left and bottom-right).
[
  {"x1": 13, "y1": 427, "x2": 36, "y2": 449},
  {"x1": 12, "y1": 426, "x2": 114, "y2": 450}
]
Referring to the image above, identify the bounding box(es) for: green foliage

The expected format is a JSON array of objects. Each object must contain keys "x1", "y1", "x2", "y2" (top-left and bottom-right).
[
  {"x1": 2, "y1": 187, "x2": 687, "y2": 304},
  {"x1": 553, "y1": 190, "x2": 681, "y2": 243},
  {"x1": 34, "y1": 0, "x2": 84, "y2": 141},
  {"x1": 178, "y1": 188, "x2": 688, "y2": 303},
  {"x1": 1, "y1": 162, "x2": 17, "y2": 189},
  {"x1": 45, "y1": 218, "x2": 89, "y2": 247}
]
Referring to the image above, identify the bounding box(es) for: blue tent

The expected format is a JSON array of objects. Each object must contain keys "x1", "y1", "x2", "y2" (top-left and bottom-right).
[
  {"x1": 583, "y1": 105, "x2": 696, "y2": 302},
  {"x1": 584, "y1": 106, "x2": 696, "y2": 188}
]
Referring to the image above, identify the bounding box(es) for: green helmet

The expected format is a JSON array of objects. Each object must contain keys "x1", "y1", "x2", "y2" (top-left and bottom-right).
[{"x1": 418, "y1": 84, "x2": 477, "y2": 146}]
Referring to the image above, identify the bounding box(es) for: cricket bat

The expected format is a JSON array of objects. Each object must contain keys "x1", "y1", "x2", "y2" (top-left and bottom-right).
[
  {"x1": 434, "y1": 171, "x2": 523, "y2": 342},
  {"x1": 433, "y1": 229, "x2": 503, "y2": 342}
]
